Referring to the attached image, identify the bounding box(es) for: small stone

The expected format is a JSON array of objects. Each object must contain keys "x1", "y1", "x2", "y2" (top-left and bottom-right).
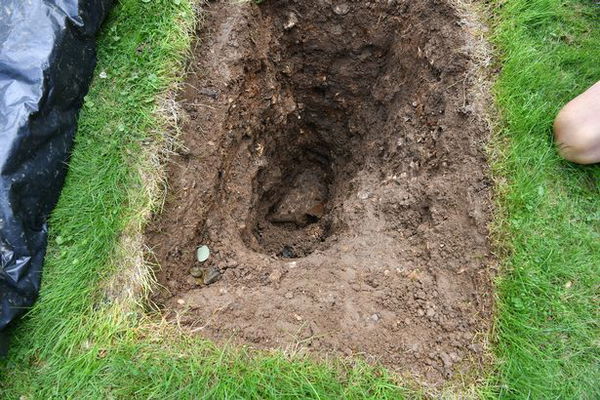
[
  {"x1": 294, "y1": 314, "x2": 303, "y2": 321},
  {"x1": 450, "y1": 351, "x2": 461, "y2": 362},
  {"x1": 280, "y1": 246, "x2": 295, "y2": 259},
  {"x1": 426, "y1": 308, "x2": 436, "y2": 317},
  {"x1": 198, "y1": 87, "x2": 219, "y2": 99},
  {"x1": 196, "y1": 245, "x2": 210, "y2": 262},
  {"x1": 357, "y1": 191, "x2": 370, "y2": 200},
  {"x1": 370, "y1": 313, "x2": 380, "y2": 322},
  {"x1": 190, "y1": 266, "x2": 204, "y2": 278},
  {"x1": 307, "y1": 202, "x2": 326, "y2": 219},
  {"x1": 284, "y1": 12, "x2": 298, "y2": 30},
  {"x1": 176, "y1": 299, "x2": 185, "y2": 305},
  {"x1": 203, "y1": 267, "x2": 221, "y2": 285},
  {"x1": 282, "y1": 64, "x2": 293, "y2": 76},
  {"x1": 333, "y1": 3, "x2": 350, "y2": 15},
  {"x1": 285, "y1": 292, "x2": 294, "y2": 299},
  {"x1": 269, "y1": 270, "x2": 283, "y2": 282},
  {"x1": 459, "y1": 104, "x2": 475, "y2": 115},
  {"x1": 417, "y1": 308, "x2": 425, "y2": 317},
  {"x1": 440, "y1": 352, "x2": 453, "y2": 368},
  {"x1": 99, "y1": 71, "x2": 108, "y2": 79},
  {"x1": 384, "y1": 269, "x2": 390, "y2": 276},
  {"x1": 330, "y1": 24, "x2": 343, "y2": 35},
  {"x1": 324, "y1": 293, "x2": 336, "y2": 306}
]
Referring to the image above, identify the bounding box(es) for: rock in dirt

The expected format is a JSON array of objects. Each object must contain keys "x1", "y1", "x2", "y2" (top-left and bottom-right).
[
  {"x1": 190, "y1": 265, "x2": 204, "y2": 278},
  {"x1": 440, "y1": 352, "x2": 453, "y2": 369},
  {"x1": 283, "y1": 12, "x2": 298, "y2": 30},
  {"x1": 269, "y1": 269, "x2": 283, "y2": 282},
  {"x1": 203, "y1": 267, "x2": 221, "y2": 285},
  {"x1": 333, "y1": 3, "x2": 350, "y2": 15},
  {"x1": 280, "y1": 246, "x2": 295, "y2": 259},
  {"x1": 196, "y1": 245, "x2": 210, "y2": 262},
  {"x1": 198, "y1": 87, "x2": 219, "y2": 99}
]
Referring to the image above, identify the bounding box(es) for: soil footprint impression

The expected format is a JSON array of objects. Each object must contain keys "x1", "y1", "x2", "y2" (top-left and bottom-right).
[{"x1": 147, "y1": 0, "x2": 494, "y2": 385}]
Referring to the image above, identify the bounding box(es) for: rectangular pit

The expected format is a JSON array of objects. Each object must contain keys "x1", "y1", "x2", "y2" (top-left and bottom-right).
[{"x1": 146, "y1": 0, "x2": 495, "y2": 386}]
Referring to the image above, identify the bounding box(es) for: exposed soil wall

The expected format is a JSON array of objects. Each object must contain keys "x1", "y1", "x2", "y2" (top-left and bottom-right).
[{"x1": 146, "y1": 0, "x2": 494, "y2": 385}]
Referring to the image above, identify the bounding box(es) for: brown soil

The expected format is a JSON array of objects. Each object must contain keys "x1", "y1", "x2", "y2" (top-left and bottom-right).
[{"x1": 146, "y1": 0, "x2": 495, "y2": 386}]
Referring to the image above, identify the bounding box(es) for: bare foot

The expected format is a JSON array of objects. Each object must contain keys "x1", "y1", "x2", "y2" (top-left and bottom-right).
[{"x1": 554, "y1": 81, "x2": 600, "y2": 164}]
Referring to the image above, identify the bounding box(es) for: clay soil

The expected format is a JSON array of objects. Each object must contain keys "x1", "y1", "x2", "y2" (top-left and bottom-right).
[{"x1": 146, "y1": 0, "x2": 495, "y2": 386}]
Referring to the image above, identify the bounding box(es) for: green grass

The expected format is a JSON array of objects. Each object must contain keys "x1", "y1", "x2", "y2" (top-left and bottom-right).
[
  {"x1": 488, "y1": 0, "x2": 600, "y2": 398},
  {"x1": 1, "y1": 0, "x2": 599, "y2": 398}
]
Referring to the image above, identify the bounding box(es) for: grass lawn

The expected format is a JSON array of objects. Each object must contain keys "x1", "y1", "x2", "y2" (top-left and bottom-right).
[
  {"x1": 487, "y1": 0, "x2": 599, "y2": 398},
  {"x1": 0, "y1": 0, "x2": 598, "y2": 398}
]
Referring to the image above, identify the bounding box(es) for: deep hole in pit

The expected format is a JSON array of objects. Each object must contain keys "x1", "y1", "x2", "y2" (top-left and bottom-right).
[
  {"x1": 241, "y1": 10, "x2": 403, "y2": 259},
  {"x1": 147, "y1": 0, "x2": 494, "y2": 386},
  {"x1": 247, "y1": 140, "x2": 334, "y2": 259}
]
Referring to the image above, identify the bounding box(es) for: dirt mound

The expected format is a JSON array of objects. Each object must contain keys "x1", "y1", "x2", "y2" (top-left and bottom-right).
[{"x1": 146, "y1": 0, "x2": 494, "y2": 385}]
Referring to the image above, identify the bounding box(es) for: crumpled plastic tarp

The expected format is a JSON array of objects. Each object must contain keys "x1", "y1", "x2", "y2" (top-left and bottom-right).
[{"x1": 0, "y1": 0, "x2": 113, "y2": 354}]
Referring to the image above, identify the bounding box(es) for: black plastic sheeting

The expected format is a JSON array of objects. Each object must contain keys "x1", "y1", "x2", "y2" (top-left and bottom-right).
[{"x1": 0, "y1": 0, "x2": 113, "y2": 354}]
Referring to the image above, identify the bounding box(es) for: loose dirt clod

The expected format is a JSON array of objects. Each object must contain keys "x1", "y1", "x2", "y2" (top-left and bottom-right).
[{"x1": 147, "y1": 0, "x2": 495, "y2": 386}]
